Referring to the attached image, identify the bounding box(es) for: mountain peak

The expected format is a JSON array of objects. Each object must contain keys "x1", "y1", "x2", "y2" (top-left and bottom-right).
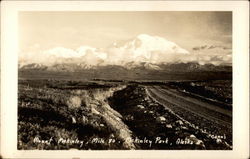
[
  {"x1": 130, "y1": 34, "x2": 189, "y2": 54},
  {"x1": 136, "y1": 34, "x2": 155, "y2": 40}
]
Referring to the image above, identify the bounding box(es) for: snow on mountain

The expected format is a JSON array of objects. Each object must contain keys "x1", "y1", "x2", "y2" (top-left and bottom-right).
[
  {"x1": 107, "y1": 34, "x2": 189, "y2": 65},
  {"x1": 19, "y1": 34, "x2": 231, "y2": 71},
  {"x1": 19, "y1": 34, "x2": 190, "y2": 69},
  {"x1": 45, "y1": 47, "x2": 82, "y2": 58},
  {"x1": 76, "y1": 46, "x2": 97, "y2": 57},
  {"x1": 119, "y1": 34, "x2": 189, "y2": 55},
  {"x1": 144, "y1": 63, "x2": 163, "y2": 70},
  {"x1": 19, "y1": 45, "x2": 102, "y2": 66}
]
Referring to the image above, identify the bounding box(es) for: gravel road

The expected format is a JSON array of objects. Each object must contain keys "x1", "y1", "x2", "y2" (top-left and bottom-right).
[{"x1": 146, "y1": 85, "x2": 232, "y2": 128}]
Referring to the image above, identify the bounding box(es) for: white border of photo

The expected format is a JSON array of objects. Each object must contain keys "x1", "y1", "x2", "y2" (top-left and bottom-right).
[{"x1": 1, "y1": 1, "x2": 249, "y2": 159}]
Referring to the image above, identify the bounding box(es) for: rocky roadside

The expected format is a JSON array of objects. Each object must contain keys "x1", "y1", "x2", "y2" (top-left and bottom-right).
[{"x1": 108, "y1": 84, "x2": 232, "y2": 150}]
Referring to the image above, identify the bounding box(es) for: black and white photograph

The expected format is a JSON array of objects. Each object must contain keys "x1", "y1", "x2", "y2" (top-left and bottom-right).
[
  {"x1": 1, "y1": 1, "x2": 249, "y2": 159},
  {"x1": 17, "y1": 11, "x2": 233, "y2": 150}
]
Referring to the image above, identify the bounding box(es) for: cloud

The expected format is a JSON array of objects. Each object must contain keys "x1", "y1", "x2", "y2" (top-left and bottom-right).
[
  {"x1": 192, "y1": 45, "x2": 231, "y2": 51},
  {"x1": 189, "y1": 44, "x2": 232, "y2": 65}
]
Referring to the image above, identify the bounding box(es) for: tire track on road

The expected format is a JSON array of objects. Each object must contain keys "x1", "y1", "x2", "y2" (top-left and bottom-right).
[
  {"x1": 159, "y1": 85, "x2": 232, "y2": 116},
  {"x1": 146, "y1": 86, "x2": 232, "y2": 127}
]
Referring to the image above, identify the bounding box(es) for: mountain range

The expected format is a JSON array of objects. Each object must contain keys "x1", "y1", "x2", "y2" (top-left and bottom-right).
[{"x1": 19, "y1": 34, "x2": 232, "y2": 79}]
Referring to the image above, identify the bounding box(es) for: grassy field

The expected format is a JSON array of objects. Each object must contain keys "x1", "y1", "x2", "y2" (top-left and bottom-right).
[{"x1": 18, "y1": 79, "x2": 134, "y2": 149}]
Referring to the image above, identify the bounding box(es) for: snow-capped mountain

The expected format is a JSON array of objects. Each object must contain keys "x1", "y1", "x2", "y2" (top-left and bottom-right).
[
  {"x1": 19, "y1": 34, "x2": 231, "y2": 72},
  {"x1": 107, "y1": 34, "x2": 189, "y2": 64},
  {"x1": 115, "y1": 34, "x2": 189, "y2": 54}
]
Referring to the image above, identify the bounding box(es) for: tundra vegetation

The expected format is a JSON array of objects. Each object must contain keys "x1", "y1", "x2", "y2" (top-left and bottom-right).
[{"x1": 18, "y1": 79, "x2": 232, "y2": 150}]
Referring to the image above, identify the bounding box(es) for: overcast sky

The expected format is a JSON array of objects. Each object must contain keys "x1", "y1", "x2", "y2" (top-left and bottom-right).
[{"x1": 19, "y1": 11, "x2": 232, "y2": 53}]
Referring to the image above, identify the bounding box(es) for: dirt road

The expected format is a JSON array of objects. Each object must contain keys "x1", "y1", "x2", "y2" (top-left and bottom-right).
[{"x1": 146, "y1": 85, "x2": 232, "y2": 128}]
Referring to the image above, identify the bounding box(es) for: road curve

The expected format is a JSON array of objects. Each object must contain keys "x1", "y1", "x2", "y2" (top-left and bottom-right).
[{"x1": 146, "y1": 85, "x2": 232, "y2": 128}]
